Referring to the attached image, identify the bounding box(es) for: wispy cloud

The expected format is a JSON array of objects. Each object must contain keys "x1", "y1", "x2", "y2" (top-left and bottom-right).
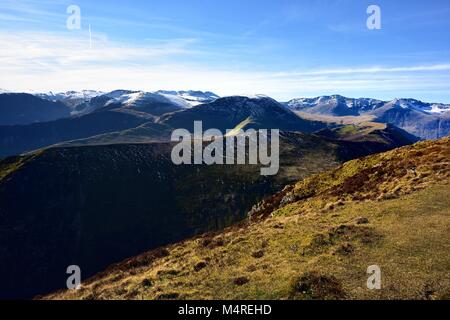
[
  {"x1": 0, "y1": 31, "x2": 201, "y2": 69},
  {"x1": 0, "y1": 0, "x2": 65, "y2": 21},
  {"x1": 271, "y1": 64, "x2": 450, "y2": 77},
  {"x1": 0, "y1": 12, "x2": 39, "y2": 22},
  {"x1": 1, "y1": 30, "x2": 450, "y2": 102}
]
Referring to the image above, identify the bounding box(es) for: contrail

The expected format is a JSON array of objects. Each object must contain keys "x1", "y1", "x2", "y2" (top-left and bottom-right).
[{"x1": 89, "y1": 24, "x2": 92, "y2": 48}]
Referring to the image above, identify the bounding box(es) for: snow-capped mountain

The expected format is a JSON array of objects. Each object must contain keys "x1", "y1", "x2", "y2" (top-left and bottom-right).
[
  {"x1": 35, "y1": 90, "x2": 104, "y2": 114},
  {"x1": 36, "y1": 90, "x2": 104, "y2": 101},
  {"x1": 5, "y1": 89, "x2": 450, "y2": 140},
  {"x1": 98, "y1": 90, "x2": 219, "y2": 115},
  {"x1": 285, "y1": 95, "x2": 450, "y2": 139},
  {"x1": 87, "y1": 90, "x2": 218, "y2": 109},
  {"x1": 285, "y1": 95, "x2": 450, "y2": 117},
  {"x1": 379, "y1": 98, "x2": 450, "y2": 115},
  {"x1": 101, "y1": 91, "x2": 186, "y2": 116},
  {"x1": 285, "y1": 95, "x2": 385, "y2": 116},
  {"x1": 35, "y1": 90, "x2": 219, "y2": 116},
  {"x1": 156, "y1": 90, "x2": 219, "y2": 107}
]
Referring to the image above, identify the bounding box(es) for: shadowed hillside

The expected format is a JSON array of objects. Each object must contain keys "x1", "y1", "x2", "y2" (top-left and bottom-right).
[
  {"x1": 0, "y1": 93, "x2": 70, "y2": 126},
  {"x1": 0, "y1": 110, "x2": 152, "y2": 158}
]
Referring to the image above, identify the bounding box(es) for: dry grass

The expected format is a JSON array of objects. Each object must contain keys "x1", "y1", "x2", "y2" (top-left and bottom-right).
[
  {"x1": 0, "y1": 152, "x2": 42, "y2": 182},
  {"x1": 294, "y1": 111, "x2": 376, "y2": 125}
]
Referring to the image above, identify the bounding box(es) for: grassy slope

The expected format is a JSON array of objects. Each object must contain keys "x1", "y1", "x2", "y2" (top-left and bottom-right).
[
  {"x1": 294, "y1": 111, "x2": 376, "y2": 125},
  {"x1": 45, "y1": 137, "x2": 450, "y2": 300},
  {"x1": 0, "y1": 152, "x2": 41, "y2": 182}
]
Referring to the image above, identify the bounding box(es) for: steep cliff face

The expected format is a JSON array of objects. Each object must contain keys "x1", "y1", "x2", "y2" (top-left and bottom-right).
[{"x1": 0, "y1": 143, "x2": 274, "y2": 299}]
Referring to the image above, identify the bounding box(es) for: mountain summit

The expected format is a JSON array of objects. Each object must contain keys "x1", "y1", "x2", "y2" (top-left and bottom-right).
[{"x1": 160, "y1": 95, "x2": 326, "y2": 133}]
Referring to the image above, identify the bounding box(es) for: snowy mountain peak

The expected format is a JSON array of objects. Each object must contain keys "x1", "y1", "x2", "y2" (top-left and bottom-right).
[
  {"x1": 101, "y1": 90, "x2": 219, "y2": 109},
  {"x1": 286, "y1": 96, "x2": 450, "y2": 116},
  {"x1": 388, "y1": 98, "x2": 450, "y2": 114},
  {"x1": 31, "y1": 89, "x2": 219, "y2": 116},
  {"x1": 156, "y1": 90, "x2": 219, "y2": 107},
  {"x1": 37, "y1": 90, "x2": 104, "y2": 101}
]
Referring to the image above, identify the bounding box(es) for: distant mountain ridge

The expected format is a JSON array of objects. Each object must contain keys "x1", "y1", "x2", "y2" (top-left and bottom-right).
[
  {"x1": 0, "y1": 90, "x2": 220, "y2": 157},
  {"x1": 0, "y1": 94, "x2": 329, "y2": 158},
  {"x1": 286, "y1": 95, "x2": 384, "y2": 116},
  {"x1": 286, "y1": 95, "x2": 450, "y2": 116},
  {"x1": 36, "y1": 90, "x2": 219, "y2": 116},
  {"x1": 159, "y1": 95, "x2": 327, "y2": 133},
  {"x1": 36, "y1": 90, "x2": 103, "y2": 102},
  {"x1": 1, "y1": 90, "x2": 450, "y2": 158},
  {"x1": 0, "y1": 109, "x2": 152, "y2": 158},
  {"x1": 285, "y1": 95, "x2": 450, "y2": 139},
  {"x1": 0, "y1": 93, "x2": 71, "y2": 126},
  {"x1": 44, "y1": 95, "x2": 334, "y2": 150}
]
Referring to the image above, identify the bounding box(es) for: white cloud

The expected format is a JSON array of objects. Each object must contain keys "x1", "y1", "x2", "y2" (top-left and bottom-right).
[
  {"x1": 0, "y1": 13, "x2": 38, "y2": 22},
  {"x1": 0, "y1": 31, "x2": 199, "y2": 68},
  {"x1": 1, "y1": 31, "x2": 450, "y2": 102},
  {"x1": 270, "y1": 64, "x2": 450, "y2": 77}
]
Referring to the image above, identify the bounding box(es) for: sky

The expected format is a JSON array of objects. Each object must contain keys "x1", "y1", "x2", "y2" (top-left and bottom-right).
[{"x1": 1, "y1": 0, "x2": 450, "y2": 102}]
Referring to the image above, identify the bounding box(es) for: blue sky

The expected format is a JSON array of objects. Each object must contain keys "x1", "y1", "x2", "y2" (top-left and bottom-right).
[{"x1": 1, "y1": 0, "x2": 450, "y2": 102}]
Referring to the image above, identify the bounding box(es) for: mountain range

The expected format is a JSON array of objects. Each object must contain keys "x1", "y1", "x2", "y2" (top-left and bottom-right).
[
  {"x1": 159, "y1": 95, "x2": 326, "y2": 133},
  {"x1": 286, "y1": 95, "x2": 450, "y2": 139},
  {"x1": 0, "y1": 88, "x2": 449, "y2": 299},
  {"x1": 0, "y1": 90, "x2": 218, "y2": 157},
  {"x1": 35, "y1": 90, "x2": 219, "y2": 116},
  {"x1": 1, "y1": 90, "x2": 446, "y2": 158}
]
